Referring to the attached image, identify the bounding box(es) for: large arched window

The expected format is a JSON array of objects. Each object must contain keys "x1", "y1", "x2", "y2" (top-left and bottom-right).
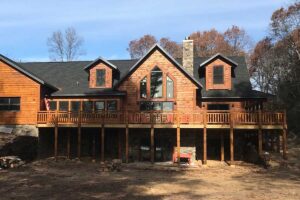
[
  {"x1": 139, "y1": 66, "x2": 175, "y2": 111},
  {"x1": 150, "y1": 67, "x2": 163, "y2": 98}
]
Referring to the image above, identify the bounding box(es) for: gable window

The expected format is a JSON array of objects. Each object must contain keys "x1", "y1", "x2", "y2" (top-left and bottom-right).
[
  {"x1": 213, "y1": 65, "x2": 224, "y2": 84},
  {"x1": 140, "y1": 76, "x2": 147, "y2": 99},
  {"x1": 0, "y1": 97, "x2": 20, "y2": 111},
  {"x1": 166, "y1": 76, "x2": 174, "y2": 98},
  {"x1": 96, "y1": 69, "x2": 106, "y2": 87},
  {"x1": 150, "y1": 67, "x2": 163, "y2": 98}
]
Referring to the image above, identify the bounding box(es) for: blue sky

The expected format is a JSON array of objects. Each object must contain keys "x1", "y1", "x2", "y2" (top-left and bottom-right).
[{"x1": 0, "y1": 0, "x2": 291, "y2": 61}]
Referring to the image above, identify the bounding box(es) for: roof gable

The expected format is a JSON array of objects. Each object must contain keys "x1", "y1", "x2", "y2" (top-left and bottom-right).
[
  {"x1": 84, "y1": 57, "x2": 119, "y2": 71},
  {"x1": 200, "y1": 53, "x2": 238, "y2": 68},
  {"x1": 115, "y1": 44, "x2": 203, "y2": 88},
  {"x1": 0, "y1": 54, "x2": 58, "y2": 90}
]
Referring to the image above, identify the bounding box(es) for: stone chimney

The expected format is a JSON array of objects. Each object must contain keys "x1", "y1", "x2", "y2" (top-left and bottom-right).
[{"x1": 182, "y1": 37, "x2": 194, "y2": 75}]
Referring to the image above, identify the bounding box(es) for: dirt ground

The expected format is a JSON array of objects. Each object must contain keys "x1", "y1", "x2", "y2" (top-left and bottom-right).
[
  {"x1": 0, "y1": 157, "x2": 299, "y2": 200},
  {"x1": 1, "y1": 134, "x2": 300, "y2": 200}
]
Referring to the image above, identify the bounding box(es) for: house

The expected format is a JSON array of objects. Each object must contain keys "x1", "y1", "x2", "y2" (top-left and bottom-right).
[{"x1": 0, "y1": 39, "x2": 287, "y2": 165}]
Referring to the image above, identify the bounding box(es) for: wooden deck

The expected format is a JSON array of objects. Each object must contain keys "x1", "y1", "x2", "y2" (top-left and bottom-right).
[
  {"x1": 37, "y1": 110, "x2": 286, "y2": 129},
  {"x1": 38, "y1": 110, "x2": 288, "y2": 164}
]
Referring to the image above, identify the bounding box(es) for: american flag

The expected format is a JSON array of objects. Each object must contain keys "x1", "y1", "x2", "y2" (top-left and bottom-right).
[{"x1": 44, "y1": 98, "x2": 50, "y2": 111}]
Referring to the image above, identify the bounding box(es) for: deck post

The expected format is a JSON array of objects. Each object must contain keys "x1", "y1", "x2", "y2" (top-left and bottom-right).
[
  {"x1": 125, "y1": 125, "x2": 129, "y2": 163},
  {"x1": 282, "y1": 110, "x2": 287, "y2": 159},
  {"x1": 220, "y1": 133, "x2": 224, "y2": 161},
  {"x1": 77, "y1": 111, "x2": 81, "y2": 159},
  {"x1": 258, "y1": 110, "x2": 263, "y2": 155},
  {"x1": 101, "y1": 126, "x2": 105, "y2": 162},
  {"x1": 230, "y1": 111, "x2": 234, "y2": 165},
  {"x1": 203, "y1": 111, "x2": 207, "y2": 165},
  {"x1": 54, "y1": 124, "x2": 58, "y2": 161},
  {"x1": 176, "y1": 112, "x2": 181, "y2": 166},
  {"x1": 92, "y1": 132, "x2": 96, "y2": 160},
  {"x1": 118, "y1": 130, "x2": 122, "y2": 160},
  {"x1": 277, "y1": 131, "x2": 281, "y2": 153},
  {"x1": 54, "y1": 110, "x2": 58, "y2": 160},
  {"x1": 67, "y1": 129, "x2": 71, "y2": 159},
  {"x1": 150, "y1": 126, "x2": 155, "y2": 163}
]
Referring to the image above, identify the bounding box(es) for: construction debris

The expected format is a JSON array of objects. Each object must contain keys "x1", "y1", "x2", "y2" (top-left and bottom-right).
[
  {"x1": 99, "y1": 159, "x2": 122, "y2": 172},
  {"x1": 0, "y1": 156, "x2": 25, "y2": 169}
]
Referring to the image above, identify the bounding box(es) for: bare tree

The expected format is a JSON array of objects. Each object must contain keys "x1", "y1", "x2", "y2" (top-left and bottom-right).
[
  {"x1": 127, "y1": 35, "x2": 157, "y2": 59},
  {"x1": 224, "y1": 25, "x2": 253, "y2": 55},
  {"x1": 47, "y1": 27, "x2": 85, "y2": 61},
  {"x1": 127, "y1": 35, "x2": 182, "y2": 59}
]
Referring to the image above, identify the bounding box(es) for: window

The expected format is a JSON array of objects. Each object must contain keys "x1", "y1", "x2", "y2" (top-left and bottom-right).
[
  {"x1": 0, "y1": 97, "x2": 20, "y2": 111},
  {"x1": 162, "y1": 102, "x2": 174, "y2": 111},
  {"x1": 166, "y1": 76, "x2": 174, "y2": 98},
  {"x1": 140, "y1": 101, "x2": 174, "y2": 111},
  {"x1": 151, "y1": 67, "x2": 163, "y2": 98},
  {"x1": 95, "y1": 101, "x2": 105, "y2": 111},
  {"x1": 207, "y1": 104, "x2": 229, "y2": 110},
  {"x1": 140, "y1": 76, "x2": 147, "y2": 99},
  {"x1": 96, "y1": 69, "x2": 106, "y2": 87},
  {"x1": 83, "y1": 101, "x2": 93, "y2": 111},
  {"x1": 59, "y1": 101, "x2": 69, "y2": 111},
  {"x1": 107, "y1": 100, "x2": 117, "y2": 111},
  {"x1": 49, "y1": 101, "x2": 57, "y2": 111},
  {"x1": 213, "y1": 65, "x2": 224, "y2": 84},
  {"x1": 71, "y1": 101, "x2": 80, "y2": 111}
]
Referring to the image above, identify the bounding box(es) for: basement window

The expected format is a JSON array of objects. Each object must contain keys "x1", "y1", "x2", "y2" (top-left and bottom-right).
[
  {"x1": 0, "y1": 97, "x2": 20, "y2": 111},
  {"x1": 213, "y1": 65, "x2": 224, "y2": 84}
]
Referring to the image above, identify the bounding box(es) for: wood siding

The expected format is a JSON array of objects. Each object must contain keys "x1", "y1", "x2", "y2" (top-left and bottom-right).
[
  {"x1": 118, "y1": 49, "x2": 198, "y2": 112},
  {"x1": 0, "y1": 60, "x2": 40, "y2": 124},
  {"x1": 206, "y1": 59, "x2": 232, "y2": 90},
  {"x1": 89, "y1": 62, "x2": 112, "y2": 88}
]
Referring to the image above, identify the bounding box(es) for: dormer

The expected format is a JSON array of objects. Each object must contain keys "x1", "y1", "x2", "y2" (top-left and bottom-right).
[
  {"x1": 84, "y1": 57, "x2": 119, "y2": 88},
  {"x1": 199, "y1": 53, "x2": 238, "y2": 91}
]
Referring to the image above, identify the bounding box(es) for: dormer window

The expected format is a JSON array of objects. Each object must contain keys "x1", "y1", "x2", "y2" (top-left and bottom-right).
[
  {"x1": 213, "y1": 65, "x2": 224, "y2": 84},
  {"x1": 96, "y1": 69, "x2": 106, "y2": 87}
]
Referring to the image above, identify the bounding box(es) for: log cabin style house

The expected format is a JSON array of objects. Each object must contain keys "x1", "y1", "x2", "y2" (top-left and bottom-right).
[{"x1": 0, "y1": 39, "x2": 287, "y2": 165}]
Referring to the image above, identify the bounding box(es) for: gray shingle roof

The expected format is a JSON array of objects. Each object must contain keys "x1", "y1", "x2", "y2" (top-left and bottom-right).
[{"x1": 17, "y1": 54, "x2": 266, "y2": 99}]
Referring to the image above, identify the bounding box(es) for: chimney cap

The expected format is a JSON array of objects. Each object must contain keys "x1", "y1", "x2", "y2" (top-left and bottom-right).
[{"x1": 184, "y1": 36, "x2": 191, "y2": 40}]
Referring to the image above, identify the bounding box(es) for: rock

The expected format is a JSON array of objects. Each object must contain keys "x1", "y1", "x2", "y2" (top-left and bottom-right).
[{"x1": 0, "y1": 156, "x2": 25, "y2": 169}]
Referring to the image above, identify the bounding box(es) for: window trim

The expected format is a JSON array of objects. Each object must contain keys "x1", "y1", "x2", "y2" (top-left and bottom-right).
[{"x1": 0, "y1": 97, "x2": 21, "y2": 112}]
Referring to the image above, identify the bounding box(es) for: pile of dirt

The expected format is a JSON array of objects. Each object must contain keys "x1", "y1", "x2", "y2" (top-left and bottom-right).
[{"x1": 0, "y1": 133, "x2": 38, "y2": 161}]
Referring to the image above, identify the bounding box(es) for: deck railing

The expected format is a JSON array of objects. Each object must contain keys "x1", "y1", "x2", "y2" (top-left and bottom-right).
[{"x1": 37, "y1": 110, "x2": 285, "y2": 126}]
